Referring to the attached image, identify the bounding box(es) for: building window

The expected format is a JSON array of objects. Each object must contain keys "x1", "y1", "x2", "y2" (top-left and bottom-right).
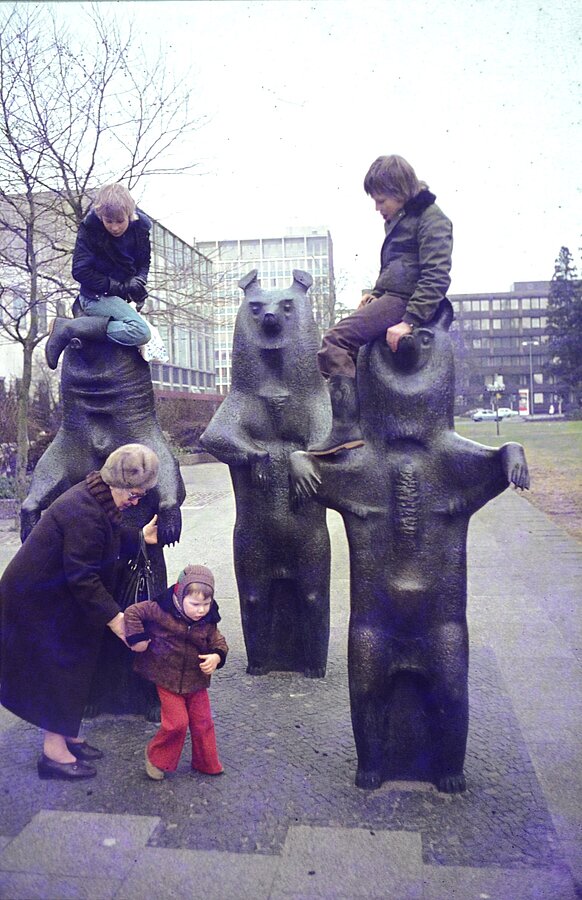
[
  {"x1": 522, "y1": 298, "x2": 531, "y2": 310},
  {"x1": 522, "y1": 317, "x2": 531, "y2": 330},
  {"x1": 534, "y1": 372, "x2": 544, "y2": 385},
  {"x1": 263, "y1": 238, "x2": 283, "y2": 258},
  {"x1": 241, "y1": 240, "x2": 260, "y2": 260},
  {"x1": 218, "y1": 241, "x2": 238, "y2": 261},
  {"x1": 492, "y1": 319, "x2": 502, "y2": 330},
  {"x1": 462, "y1": 301, "x2": 471, "y2": 312}
]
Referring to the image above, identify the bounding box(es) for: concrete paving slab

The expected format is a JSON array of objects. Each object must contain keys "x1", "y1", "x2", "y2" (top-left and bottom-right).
[
  {"x1": 0, "y1": 464, "x2": 580, "y2": 897},
  {"x1": 0, "y1": 811, "x2": 160, "y2": 878},
  {"x1": 421, "y1": 863, "x2": 578, "y2": 899},
  {"x1": 0, "y1": 872, "x2": 120, "y2": 899},
  {"x1": 269, "y1": 826, "x2": 423, "y2": 899},
  {"x1": 115, "y1": 847, "x2": 279, "y2": 900}
]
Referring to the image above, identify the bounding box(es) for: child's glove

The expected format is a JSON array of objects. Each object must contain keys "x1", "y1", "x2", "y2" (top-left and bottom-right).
[
  {"x1": 107, "y1": 278, "x2": 128, "y2": 300},
  {"x1": 126, "y1": 276, "x2": 148, "y2": 305}
]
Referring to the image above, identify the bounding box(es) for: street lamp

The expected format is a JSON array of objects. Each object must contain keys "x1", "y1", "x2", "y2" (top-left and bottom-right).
[{"x1": 522, "y1": 340, "x2": 540, "y2": 416}]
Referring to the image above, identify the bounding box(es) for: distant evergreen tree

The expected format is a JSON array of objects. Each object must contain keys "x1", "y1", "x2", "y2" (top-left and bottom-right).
[{"x1": 545, "y1": 246, "x2": 582, "y2": 407}]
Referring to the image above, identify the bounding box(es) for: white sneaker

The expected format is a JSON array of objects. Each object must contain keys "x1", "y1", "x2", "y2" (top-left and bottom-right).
[{"x1": 145, "y1": 748, "x2": 164, "y2": 781}]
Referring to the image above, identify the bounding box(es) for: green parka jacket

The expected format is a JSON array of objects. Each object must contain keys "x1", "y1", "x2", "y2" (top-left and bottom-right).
[{"x1": 371, "y1": 188, "x2": 453, "y2": 325}]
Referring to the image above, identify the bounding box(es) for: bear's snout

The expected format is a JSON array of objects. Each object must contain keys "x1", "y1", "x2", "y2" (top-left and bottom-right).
[{"x1": 262, "y1": 311, "x2": 282, "y2": 335}]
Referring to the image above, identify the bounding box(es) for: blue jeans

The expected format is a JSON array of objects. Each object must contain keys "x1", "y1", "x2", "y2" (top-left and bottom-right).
[{"x1": 79, "y1": 294, "x2": 151, "y2": 346}]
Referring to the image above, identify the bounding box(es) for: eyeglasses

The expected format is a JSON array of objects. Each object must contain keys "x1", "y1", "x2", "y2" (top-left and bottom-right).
[{"x1": 127, "y1": 489, "x2": 148, "y2": 501}]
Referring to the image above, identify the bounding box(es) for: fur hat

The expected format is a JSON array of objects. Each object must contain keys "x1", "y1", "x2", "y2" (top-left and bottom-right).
[
  {"x1": 100, "y1": 443, "x2": 159, "y2": 491},
  {"x1": 175, "y1": 565, "x2": 215, "y2": 604}
]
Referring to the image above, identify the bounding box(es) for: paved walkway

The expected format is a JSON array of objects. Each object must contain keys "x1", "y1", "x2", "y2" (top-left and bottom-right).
[{"x1": 0, "y1": 463, "x2": 581, "y2": 899}]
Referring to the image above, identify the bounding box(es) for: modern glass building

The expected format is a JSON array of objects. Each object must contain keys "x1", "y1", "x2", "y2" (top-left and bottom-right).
[
  {"x1": 147, "y1": 220, "x2": 216, "y2": 395},
  {"x1": 197, "y1": 227, "x2": 335, "y2": 394}
]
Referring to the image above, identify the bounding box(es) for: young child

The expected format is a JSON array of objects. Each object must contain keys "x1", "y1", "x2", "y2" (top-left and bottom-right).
[
  {"x1": 309, "y1": 154, "x2": 453, "y2": 456},
  {"x1": 124, "y1": 565, "x2": 228, "y2": 780},
  {"x1": 46, "y1": 183, "x2": 152, "y2": 369}
]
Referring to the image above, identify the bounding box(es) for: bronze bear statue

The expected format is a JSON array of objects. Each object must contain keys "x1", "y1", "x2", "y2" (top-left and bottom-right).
[
  {"x1": 20, "y1": 320, "x2": 186, "y2": 719},
  {"x1": 201, "y1": 269, "x2": 332, "y2": 677},
  {"x1": 290, "y1": 299, "x2": 529, "y2": 792}
]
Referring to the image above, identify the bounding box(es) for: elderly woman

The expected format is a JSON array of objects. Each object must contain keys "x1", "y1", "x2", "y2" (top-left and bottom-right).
[{"x1": 0, "y1": 443, "x2": 159, "y2": 780}]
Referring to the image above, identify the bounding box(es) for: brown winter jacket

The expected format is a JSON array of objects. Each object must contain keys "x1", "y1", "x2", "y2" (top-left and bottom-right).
[
  {"x1": 371, "y1": 189, "x2": 453, "y2": 326},
  {"x1": 124, "y1": 588, "x2": 228, "y2": 694}
]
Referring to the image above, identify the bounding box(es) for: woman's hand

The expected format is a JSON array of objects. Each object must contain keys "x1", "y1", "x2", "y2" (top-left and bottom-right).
[
  {"x1": 199, "y1": 653, "x2": 220, "y2": 674},
  {"x1": 143, "y1": 514, "x2": 158, "y2": 545},
  {"x1": 107, "y1": 611, "x2": 128, "y2": 645}
]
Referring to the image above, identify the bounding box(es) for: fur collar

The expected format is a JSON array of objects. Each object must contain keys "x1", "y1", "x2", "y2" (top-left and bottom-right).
[
  {"x1": 85, "y1": 471, "x2": 123, "y2": 525},
  {"x1": 404, "y1": 189, "x2": 436, "y2": 216}
]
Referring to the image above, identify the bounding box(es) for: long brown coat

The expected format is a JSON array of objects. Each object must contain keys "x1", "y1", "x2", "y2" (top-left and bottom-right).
[
  {"x1": 124, "y1": 591, "x2": 228, "y2": 694},
  {"x1": 0, "y1": 473, "x2": 136, "y2": 735}
]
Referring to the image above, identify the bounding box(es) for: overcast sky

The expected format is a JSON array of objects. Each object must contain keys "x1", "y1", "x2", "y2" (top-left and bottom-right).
[{"x1": 55, "y1": 0, "x2": 581, "y2": 303}]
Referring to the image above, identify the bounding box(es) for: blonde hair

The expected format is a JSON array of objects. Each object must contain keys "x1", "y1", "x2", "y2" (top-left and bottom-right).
[
  {"x1": 94, "y1": 184, "x2": 136, "y2": 222},
  {"x1": 363, "y1": 155, "x2": 421, "y2": 203}
]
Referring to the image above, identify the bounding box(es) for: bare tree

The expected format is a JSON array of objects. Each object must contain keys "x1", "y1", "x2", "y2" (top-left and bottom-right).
[{"x1": 0, "y1": 3, "x2": 204, "y2": 502}]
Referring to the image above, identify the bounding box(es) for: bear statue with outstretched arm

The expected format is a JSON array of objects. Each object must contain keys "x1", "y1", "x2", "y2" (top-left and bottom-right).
[
  {"x1": 290, "y1": 299, "x2": 529, "y2": 792},
  {"x1": 201, "y1": 269, "x2": 332, "y2": 677}
]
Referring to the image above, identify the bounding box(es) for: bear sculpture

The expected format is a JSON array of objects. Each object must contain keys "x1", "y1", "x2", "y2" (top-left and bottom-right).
[
  {"x1": 20, "y1": 318, "x2": 186, "y2": 718},
  {"x1": 201, "y1": 269, "x2": 331, "y2": 677},
  {"x1": 290, "y1": 299, "x2": 529, "y2": 791}
]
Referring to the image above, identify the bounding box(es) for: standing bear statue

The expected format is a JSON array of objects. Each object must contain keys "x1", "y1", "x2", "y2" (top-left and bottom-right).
[
  {"x1": 20, "y1": 319, "x2": 186, "y2": 719},
  {"x1": 201, "y1": 269, "x2": 332, "y2": 677},
  {"x1": 290, "y1": 299, "x2": 529, "y2": 792}
]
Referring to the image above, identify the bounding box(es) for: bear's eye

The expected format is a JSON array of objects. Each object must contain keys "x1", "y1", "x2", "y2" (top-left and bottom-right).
[
  {"x1": 282, "y1": 300, "x2": 293, "y2": 313},
  {"x1": 249, "y1": 303, "x2": 262, "y2": 316},
  {"x1": 420, "y1": 332, "x2": 433, "y2": 347}
]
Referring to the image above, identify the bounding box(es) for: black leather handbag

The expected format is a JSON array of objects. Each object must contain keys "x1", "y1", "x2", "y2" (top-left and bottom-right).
[{"x1": 117, "y1": 531, "x2": 154, "y2": 610}]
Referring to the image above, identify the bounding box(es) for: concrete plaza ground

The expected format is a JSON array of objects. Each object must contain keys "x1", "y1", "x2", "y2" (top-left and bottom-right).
[{"x1": 0, "y1": 461, "x2": 581, "y2": 899}]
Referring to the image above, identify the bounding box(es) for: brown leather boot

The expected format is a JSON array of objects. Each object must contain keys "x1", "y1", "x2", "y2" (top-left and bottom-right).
[{"x1": 308, "y1": 374, "x2": 364, "y2": 456}]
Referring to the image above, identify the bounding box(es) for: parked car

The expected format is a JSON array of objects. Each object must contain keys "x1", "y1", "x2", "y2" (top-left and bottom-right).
[
  {"x1": 497, "y1": 407, "x2": 520, "y2": 418},
  {"x1": 472, "y1": 409, "x2": 499, "y2": 421}
]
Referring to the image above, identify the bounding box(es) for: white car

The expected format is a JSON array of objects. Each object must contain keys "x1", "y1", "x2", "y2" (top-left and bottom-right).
[
  {"x1": 497, "y1": 408, "x2": 520, "y2": 419},
  {"x1": 472, "y1": 409, "x2": 498, "y2": 421}
]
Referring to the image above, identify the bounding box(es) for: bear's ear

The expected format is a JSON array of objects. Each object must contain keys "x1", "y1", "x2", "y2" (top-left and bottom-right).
[
  {"x1": 430, "y1": 297, "x2": 454, "y2": 332},
  {"x1": 292, "y1": 269, "x2": 313, "y2": 292},
  {"x1": 239, "y1": 269, "x2": 259, "y2": 292}
]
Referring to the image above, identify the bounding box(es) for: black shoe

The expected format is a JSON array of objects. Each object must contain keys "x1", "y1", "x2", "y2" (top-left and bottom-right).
[
  {"x1": 37, "y1": 753, "x2": 97, "y2": 780},
  {"x1": 65, "y1": 740, "x2": 104, "y2": 761}
]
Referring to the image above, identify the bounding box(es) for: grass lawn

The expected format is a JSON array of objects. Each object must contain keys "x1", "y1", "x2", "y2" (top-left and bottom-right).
[{"x1": 455, "y1": 418, "x2": 582, "y2": 543}]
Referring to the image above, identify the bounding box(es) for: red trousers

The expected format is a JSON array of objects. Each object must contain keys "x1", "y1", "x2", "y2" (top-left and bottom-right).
[{"x1": 147, "y1": 685, "x2": 222, "y2": 774}]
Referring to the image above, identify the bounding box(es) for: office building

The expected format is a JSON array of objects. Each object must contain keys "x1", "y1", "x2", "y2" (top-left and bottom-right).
[
  {"x1": 197, "y1": 227, "x2": 335, "y2": 394},
  {"x1": 449, "y1": 281, "x2": 554, "y2": 413}
]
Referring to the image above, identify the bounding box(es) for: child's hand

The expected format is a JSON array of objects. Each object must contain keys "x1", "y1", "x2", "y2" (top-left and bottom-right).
[
  {"x1": 199, "y1": 653, "x2": 220, "y2": 674},
  {"x1": 386, "y1": 321, "x2": 413, "y2": 352},
  {"x1": 131, "y1": 639, "x2": 151, "y2": 653}
]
